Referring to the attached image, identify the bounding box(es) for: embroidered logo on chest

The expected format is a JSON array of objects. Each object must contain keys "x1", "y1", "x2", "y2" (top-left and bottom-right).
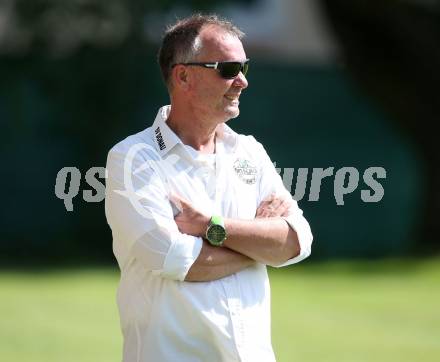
[{"x1": 233, "y1": 158, "x2": 258, "y2": 185}]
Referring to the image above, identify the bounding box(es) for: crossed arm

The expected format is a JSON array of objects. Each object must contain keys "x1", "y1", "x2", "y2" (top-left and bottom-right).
[
  {"x1": 172, "y1": 194, "x2": 301, "y2": 282},
  {"x1": 106, "y1": 146, "x2": 309, "y2": 283}
]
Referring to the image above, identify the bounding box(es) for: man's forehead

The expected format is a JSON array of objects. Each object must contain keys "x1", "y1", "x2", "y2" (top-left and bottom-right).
[
  {"x1": 196, "y1": 25, "x2": 245, "y2": 60},
  {"x1": 199, "y1": 25, "x2": 235, "y2": 41}
]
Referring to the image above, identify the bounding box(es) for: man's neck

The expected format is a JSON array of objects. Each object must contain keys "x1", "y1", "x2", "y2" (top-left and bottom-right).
[{"x1": 166, "y1": 107, "x2": 219, "y2": 154}]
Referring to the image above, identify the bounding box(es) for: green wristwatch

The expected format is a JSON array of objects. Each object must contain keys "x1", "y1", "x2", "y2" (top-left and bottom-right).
[{"x1": 205, "y1": 216, "x2": 227, "y2": 246}]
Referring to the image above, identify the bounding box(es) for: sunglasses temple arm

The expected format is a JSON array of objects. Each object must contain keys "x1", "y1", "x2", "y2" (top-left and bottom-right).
[{"x1": 204, "y1": 63, "x2": 219, "y2": 69}]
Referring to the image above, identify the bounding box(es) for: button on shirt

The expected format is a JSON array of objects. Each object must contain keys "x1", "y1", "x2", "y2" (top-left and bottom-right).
[{"x1": 105, "y1": 105, "x2": 313, "y2": 362}]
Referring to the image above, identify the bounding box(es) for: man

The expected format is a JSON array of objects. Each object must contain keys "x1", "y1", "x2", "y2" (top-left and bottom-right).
[{"x1": 105, "y1": 13, "x2": 313, "y2": 362}]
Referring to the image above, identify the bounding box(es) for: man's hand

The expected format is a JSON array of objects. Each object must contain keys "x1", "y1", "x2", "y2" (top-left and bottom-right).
[
  {"x1": 255, "y1": 193, "x2": 292, "y2": 218},
  {"x1": 171, "y1": 194, "x2": 210, "y2": 237}
]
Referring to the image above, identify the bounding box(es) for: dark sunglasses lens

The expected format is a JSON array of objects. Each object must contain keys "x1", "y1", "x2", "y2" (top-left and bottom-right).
[
  {"x1": 219, "y1": 63, "x2": 242, "y2": 79},
  {"x1": 242, "y1": 62, "x2": 249, "y2": 76}
]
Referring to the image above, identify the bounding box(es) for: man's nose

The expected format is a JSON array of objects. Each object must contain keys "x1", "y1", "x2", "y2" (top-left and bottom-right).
[{"x1": 233, "y1": 71, "x2": 248, "y2": 89}]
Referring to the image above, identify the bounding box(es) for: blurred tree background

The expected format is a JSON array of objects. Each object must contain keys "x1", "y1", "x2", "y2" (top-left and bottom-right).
[
  {"x1": 0, "y1": 0, "x2": 438, "y2": 265},
  {"x1": 320, "y1": 0, "x2": 440, "y2": 253},
  {"x1": 1, "y1": 0, "x2": 246, "y2": 263}
]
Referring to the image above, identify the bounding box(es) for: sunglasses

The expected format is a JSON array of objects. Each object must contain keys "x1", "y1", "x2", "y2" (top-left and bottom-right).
[{"x1": 173, "y1": 59, "x2": 249, "y2": 79}]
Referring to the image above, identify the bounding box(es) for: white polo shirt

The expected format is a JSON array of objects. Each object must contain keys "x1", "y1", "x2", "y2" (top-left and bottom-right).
[{"x1": 105, "y1": 105, "x2": 313, "y2": 362}]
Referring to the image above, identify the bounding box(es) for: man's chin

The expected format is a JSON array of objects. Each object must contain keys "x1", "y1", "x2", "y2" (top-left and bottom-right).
[
  {"x1": 225, "y1": 107, "x2": 240, "y2": 120},
  {"x1": 214, "y1": 106, "x2": 240, "y2": 123}
]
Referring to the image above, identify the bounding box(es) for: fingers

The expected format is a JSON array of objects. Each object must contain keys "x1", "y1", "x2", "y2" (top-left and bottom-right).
[
  {"x1": 169, "y1": 192, "x2": 191, "y2": 212},
  {"x1": 171, "y1": 194, "x2": 210, "y2": 237},
  {"x1": 256, "y1": 193, "x2": 292, "y2": 218},
  {"x1": 268, "y1": 196, "x2": 283, "y2": 212},
  {"x1": 256, "y1": 193, "x2": 275, "y2": 217},
  {"x1": 170, "y1": 192, "x2": 205, "y2": 219},
  {"x1": 279, "y1": 198, "x2": 292, "y2": 217}
]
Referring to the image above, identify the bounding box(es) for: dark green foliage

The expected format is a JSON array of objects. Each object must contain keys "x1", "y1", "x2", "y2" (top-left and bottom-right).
[{"x1": 320, "y1": 0, "x2": 440, "y2": 251}]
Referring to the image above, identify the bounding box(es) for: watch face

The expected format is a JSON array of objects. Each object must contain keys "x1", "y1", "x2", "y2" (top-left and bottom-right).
[{"x1": 207, "y1": 224, "x2": 226, "y2": 245}]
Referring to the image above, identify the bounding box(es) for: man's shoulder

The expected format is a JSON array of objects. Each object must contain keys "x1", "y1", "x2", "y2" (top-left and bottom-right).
[
  {"x1": 223, "y1": 124, "x2": 263, "y2": 152},
  {"x1": 229, "y1": 129, "x2": 271, "y2": 166},
  {"x1": 108, "y1": 126, "x2": 156, "y2": 156},
  {"x1": 105, "y1": 125, "x2": 164, "y2": 173},
  {"x1": 235, "y1": 132, "x2": 265, "y2": 154}
]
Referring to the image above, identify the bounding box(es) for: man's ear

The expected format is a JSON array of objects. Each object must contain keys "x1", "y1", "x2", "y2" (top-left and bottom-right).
[{"x1": 172, "y1": 64, "x2": 190, "y2": 90}]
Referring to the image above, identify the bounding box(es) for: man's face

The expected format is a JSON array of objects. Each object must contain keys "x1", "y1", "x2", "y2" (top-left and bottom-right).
[{"x1": 188, "y1": 26, "x2": 249, "y2": 124}]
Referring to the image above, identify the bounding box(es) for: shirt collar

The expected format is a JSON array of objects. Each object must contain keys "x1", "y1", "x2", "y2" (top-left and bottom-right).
[
  {"x1": 151, "y1": 105, "x2": 239, "y2": 156},
  {"x1": 151, "y1": 105, "x2": 181, "y2": 156}
]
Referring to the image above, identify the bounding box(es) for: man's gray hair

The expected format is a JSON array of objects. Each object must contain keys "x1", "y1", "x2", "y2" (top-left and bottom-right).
[{"x1": 157, "y1": 14, "x2": 245, "y2": 89}]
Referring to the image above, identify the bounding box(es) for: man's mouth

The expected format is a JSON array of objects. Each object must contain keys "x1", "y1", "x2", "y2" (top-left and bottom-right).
[{"x1": 224, "y1": 94, "x2": 240, "y2": 101}]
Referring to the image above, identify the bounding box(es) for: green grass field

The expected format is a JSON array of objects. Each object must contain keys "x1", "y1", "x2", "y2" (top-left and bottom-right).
[{"x1": 1, "y1": 258, "x2": 439, "y2": 362}]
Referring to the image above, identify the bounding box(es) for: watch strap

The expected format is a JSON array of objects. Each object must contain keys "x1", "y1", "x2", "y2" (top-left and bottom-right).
[{"x1": 210, "y1": 215, "x2": 224, "y2": 227}]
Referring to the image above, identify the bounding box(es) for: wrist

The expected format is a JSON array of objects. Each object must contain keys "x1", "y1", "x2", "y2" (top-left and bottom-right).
[
  {"x1": 199, "y1": 215, "x2": 211, "y2": 236},
  {"x1": 205, "y1": 215, "x2": 227, "y2": 246}
]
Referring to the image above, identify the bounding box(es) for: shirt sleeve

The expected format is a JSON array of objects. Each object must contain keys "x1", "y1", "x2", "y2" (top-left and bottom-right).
[
  {"x1": 251, "y1": 137, "x2": 313, "y2": 267},
  {"x1": 105, "y1": 145, "x2": 202, "y2": 281}
]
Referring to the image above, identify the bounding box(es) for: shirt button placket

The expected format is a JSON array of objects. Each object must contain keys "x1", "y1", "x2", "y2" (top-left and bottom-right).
[{"x1": 226, "y1": 280, "x2": 246, "y2": 360}]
